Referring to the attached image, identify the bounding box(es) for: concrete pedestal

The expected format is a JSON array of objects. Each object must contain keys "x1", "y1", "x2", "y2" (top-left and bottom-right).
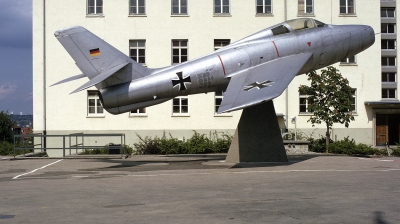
[{"x1": 225, "y1": 101, "x2": 288, "y2": 163}]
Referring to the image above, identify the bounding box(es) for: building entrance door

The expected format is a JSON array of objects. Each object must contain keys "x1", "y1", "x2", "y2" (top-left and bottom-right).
[{"x1": 376, "y1": 114, "x2": 400, "y2": 146}]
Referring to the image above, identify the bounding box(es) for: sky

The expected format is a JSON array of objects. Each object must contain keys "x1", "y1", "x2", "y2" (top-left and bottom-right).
[{"x1": 0, "y1": 0, "x2": 32, "y2": 115}]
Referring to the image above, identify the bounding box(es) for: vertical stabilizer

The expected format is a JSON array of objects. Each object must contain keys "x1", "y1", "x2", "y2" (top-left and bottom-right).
[{"x1": 54, "y1": 26, "x2": 150, "y2": 81}]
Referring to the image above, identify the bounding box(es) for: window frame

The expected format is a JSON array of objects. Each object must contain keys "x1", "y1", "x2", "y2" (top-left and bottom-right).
[
  {"x1": 381, "y1": 39, "x2": 396, "y2": 50},
  {"x1": 340, "y1": 55, "x2": 357, "y2": 65},
  {"x1": 339, "y1": 0, "x2": 355, "y2": 15},
  {"x1": 256, "y1": 0, "x2": 273, "y2": 15},
  {"x1": 87, "y1": 91, "x2": 105, "y2": 117},
  {"x1": 172, "y1": 0, "x2": 188, "y2": 15},
  {"x1": 298, "y1": 0, "x2": 313, "y2": 15},
  {"x1": 129, "y1": 40, "x2": 146, "y2": 65},
  {"x1": 215, "y1": 91, "x2": 223, "y2": 114},
  {"x1": 129, "y1": 0, "x2": 146, "y2": 15},
  {"x1": 382, "y1": 73, "x2": 397, "y2": 83},
  {"x1": 299, "y1": 91, "x2": 312, "y2": 114},
  {"x1": 129, "y1": 108, "x2": 147, "y2": 117},
  {"x1": 214, "y1": 39, "x2": 230, "y2": 51},
  {"x1": 172, "y1": 97, "x2": 189, "y2": 116},
  {"x1": 381, "y1": 57, "x2": 396, "y2": 66},
  {"x1": 87, "y1": 0, "x2": 103, "y2": 15},
  {"x1": 382, "y1": 89, "x2": 397, "y2": 99},
  {"x1": 381, "y1": 7, "x2": 395, "y2": 18},
  {"x1": 214, "y1": 0, "x2": 230, "y2": 15},
  {"x1": 381, "y1": 23, "x2": 396, "y2": 34},
  {"x1": 172, "y1": 40, "x2": 188, "y2": 64},
  {"x1": 350, "y1": 89, "x2": 357, "y2": 113}
]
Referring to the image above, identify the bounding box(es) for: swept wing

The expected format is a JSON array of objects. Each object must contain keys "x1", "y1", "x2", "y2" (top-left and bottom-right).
[{"x1": 217, "y1": 52, "x2": 313, "y2": 113}]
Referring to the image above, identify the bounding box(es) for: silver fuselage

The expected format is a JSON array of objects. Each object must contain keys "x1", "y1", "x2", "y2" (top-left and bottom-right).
[{"x1": 100, "y1": 22, "x2": 374, "y2": 114}]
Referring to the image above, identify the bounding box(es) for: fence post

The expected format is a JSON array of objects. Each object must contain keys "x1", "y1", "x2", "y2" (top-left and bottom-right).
[{"x1": 63, "y1": 136, "x2": 65, "y2": 157}]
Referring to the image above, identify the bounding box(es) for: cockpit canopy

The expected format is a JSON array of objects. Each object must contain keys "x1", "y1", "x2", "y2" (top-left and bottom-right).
[{"x1": 271, "y1": 18, "x2": 326, "y2": 35}]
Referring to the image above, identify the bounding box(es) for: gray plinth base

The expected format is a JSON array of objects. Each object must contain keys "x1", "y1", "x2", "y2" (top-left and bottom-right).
[{"x1": 225, "y1": 101, "x2": 288, "y2": 163}]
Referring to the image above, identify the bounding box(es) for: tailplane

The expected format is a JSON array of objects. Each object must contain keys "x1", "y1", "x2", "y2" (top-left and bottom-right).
[{"x1": 53, "y1": 26, "x2": 151, "y2": 93}]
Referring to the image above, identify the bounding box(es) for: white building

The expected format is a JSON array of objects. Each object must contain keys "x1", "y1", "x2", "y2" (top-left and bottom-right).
[{"x1": 33, "y1": 0, "x2": 398, "y2": 157}]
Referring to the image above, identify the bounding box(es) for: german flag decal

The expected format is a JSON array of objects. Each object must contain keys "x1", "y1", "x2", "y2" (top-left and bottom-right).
[{"x1": 89, "y1": 48, "x2": 100, "y2": 57}]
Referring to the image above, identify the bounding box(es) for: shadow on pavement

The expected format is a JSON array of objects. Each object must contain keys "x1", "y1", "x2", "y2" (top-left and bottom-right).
[{"x1": 80, "y1": 154, "x2": 320, "y2": 172}]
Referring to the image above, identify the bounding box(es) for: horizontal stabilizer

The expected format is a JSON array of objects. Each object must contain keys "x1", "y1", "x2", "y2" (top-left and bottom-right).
[
  {"x1": 70, "y1": 62, "x2": 130, "y2": 94},
  {"x1": 50, "y1": 74, "x2": 87, "y2": 87},
  {"x1": 218, "y1": 52, "x2": 313, "y2": 113}
]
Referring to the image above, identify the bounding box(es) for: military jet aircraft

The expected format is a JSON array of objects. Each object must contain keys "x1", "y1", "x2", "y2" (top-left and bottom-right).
[{"x1": 53, "y1": 18, "x2": 374, "y2": 114}]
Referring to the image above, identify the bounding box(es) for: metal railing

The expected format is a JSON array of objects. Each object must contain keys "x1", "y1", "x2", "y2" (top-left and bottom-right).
[{"x1": 13, "y1": 133, "x2": 126, "y2": 157}]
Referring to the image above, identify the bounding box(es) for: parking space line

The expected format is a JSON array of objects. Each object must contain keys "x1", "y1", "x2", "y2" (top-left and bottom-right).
[{"x1": 12, "y1": 160, "x2": 63, "y2": 180}]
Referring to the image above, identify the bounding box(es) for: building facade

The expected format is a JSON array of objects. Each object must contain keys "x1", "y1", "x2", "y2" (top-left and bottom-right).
[{"x1": 33, "y1": 0, "x2": 397, "y2": 157}]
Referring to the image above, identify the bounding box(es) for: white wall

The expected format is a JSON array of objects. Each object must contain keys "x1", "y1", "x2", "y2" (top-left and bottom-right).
[{"x1": 33, "y1": 0, "x2": 383, "y2": 156}]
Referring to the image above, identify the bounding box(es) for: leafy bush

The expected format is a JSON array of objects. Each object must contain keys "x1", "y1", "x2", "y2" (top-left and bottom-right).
[
  {"x1": 393, "y1": 144, "x2": 400, "y2": 157},
  {"x1": 81, "y1": 144, "x2": 134, "y2": 155},
  {"x1": 134, "y1": 131, "x2": 232, "y2": 155},
  {"x1": 0, "y1": 141, "x2": 13, "y2": 155},
  {"x1": 0, "y1": 141, "x2": 34, "y2": 156},
  {"x1": 308, "y1": 136, "x2": 388, "y2": 156},
  {"x1": 328, "y1": 137, "x2": 356, "y2": 154},
  {"x1": 308, "y1": 136, "x2": 333, "y2": 153},
  {"x1": 354, "y1": 143, "x2": 386, "y2": 156}
]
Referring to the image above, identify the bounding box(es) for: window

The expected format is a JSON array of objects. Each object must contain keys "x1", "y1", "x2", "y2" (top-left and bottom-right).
[
  {"x1": 382, "y1": 57, "x2": 396, "y2": 66},
  {"x1": 340, "y1": 0, "x2": 355, "y2": 14},
  {"x1": 341, "y1": 55, "x2": 356, "y2": 64},
  {"x1": 172, "y1": 40, "x2": 188, "y2": 64},
  {"x1": 256, "y1": 0, "x2": 272, "y2": 14},
  {"x1": 381, "y1": 23, "x2": 395, "y2": 33},
  {"x1": 173, "y1": 97, "x2": 189, "y2": 114},
  {"x1": 87, "y1": 0, "x2": 103, "y2": 15},
  {"x1": 214, "y1": 0, "x2": 230, "y2": 14},
  {"x1": 130, "y1": 0, "x2": 145, "y2": 15},
  {"x1": 88, "y1": 91, "x2": 104, "y2": 116},
  {"x1": 382, "y1": 89, "x2": 396, "y2": 99},
  {"x1": 299, "y1": 91, "x2": 312, "y2": 113},
  {"x1": 381, "y1": 8, "x2": 395, "y2": 18},
  {"x1": 298, "y1": 0, "x2": 313, "y2": 14},
  {"x1": 214, "y1": 39, "x2": 230, "y2": 51},
  {"x1": 172, "y1": 0, "x2": 187, "y2": 14},
  {"x1": 382, "y1": 73, "x2": 396, "y2": 82},
  {"x1": 271, "y1": 25, "x2": 290, "y2": 35},
  {"x1": 382, "y1": 39, "x2": 396, "y2": 49},
  {"x1": 130, "y1": 40, "x2": 146, "y2": 64},
  {"x1": 350, "y1": 89, "x2": 356, "y2": 112},
  {"x1": 215, "y1": 91, "x2": 224, "y2": 113},
  {"x1": 130, "y1": 108, "x2": 147, "y2": 116}
]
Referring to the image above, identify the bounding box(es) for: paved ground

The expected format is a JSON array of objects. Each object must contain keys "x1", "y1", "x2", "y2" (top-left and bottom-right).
[{"x1": 0, "y1": 154, "x2": 399, "y2": 223}]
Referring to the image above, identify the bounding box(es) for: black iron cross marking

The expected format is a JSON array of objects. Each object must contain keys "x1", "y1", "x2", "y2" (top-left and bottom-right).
[
  {"x1": 172, "y1": 72, "x2": 191, "y2": 91},
  {"x1": 243, "y1": 80, "x2": 274, "y2": 91}
]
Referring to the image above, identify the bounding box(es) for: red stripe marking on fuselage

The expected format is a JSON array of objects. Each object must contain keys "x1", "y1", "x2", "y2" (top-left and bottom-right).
[
  {"x1": 272, "y1": 41, "x2": 280, "y2": 57},
  {"x1": 218, "y1": 55, "x2": 226, "y2": 75}
]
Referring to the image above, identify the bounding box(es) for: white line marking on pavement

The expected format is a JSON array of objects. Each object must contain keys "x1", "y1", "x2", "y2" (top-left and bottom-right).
[
  {"x1": 357, "y1": 158, "x2": 395, "y2": 162},
  {"x1": 12, "y1": 159, "x2": 63, "y2": 180},
  {"x1": 127, "y1": 168, "x2": 400, "y2": 178}
]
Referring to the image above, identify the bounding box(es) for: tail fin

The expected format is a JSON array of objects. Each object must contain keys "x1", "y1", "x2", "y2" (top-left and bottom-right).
[{"x1": 54, "y1": 26, "x2": 151, "y2": 93}]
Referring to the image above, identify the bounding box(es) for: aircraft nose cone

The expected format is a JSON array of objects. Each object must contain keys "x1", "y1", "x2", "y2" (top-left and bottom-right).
[{"x1": 364, "y1": 25, "x2": 375, "y2": 48}]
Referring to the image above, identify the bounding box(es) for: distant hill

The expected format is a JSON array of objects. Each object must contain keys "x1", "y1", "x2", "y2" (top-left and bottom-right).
[{"x1": 10, "y1": 115, "x2": 33, "y2": 127}]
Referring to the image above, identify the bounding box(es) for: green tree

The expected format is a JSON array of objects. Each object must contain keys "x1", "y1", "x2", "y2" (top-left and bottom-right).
[
  {"x1": 0, "y1": 111, "x2": 14, "y2": 143},
  {"x1": 299, "y1": 66, "x2": 355, "y2": 152}
]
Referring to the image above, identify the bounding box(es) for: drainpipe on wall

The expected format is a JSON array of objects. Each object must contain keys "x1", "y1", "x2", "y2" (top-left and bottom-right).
[{"x1": 43, "y1": 0, "x2": 47, "y2": 150}]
